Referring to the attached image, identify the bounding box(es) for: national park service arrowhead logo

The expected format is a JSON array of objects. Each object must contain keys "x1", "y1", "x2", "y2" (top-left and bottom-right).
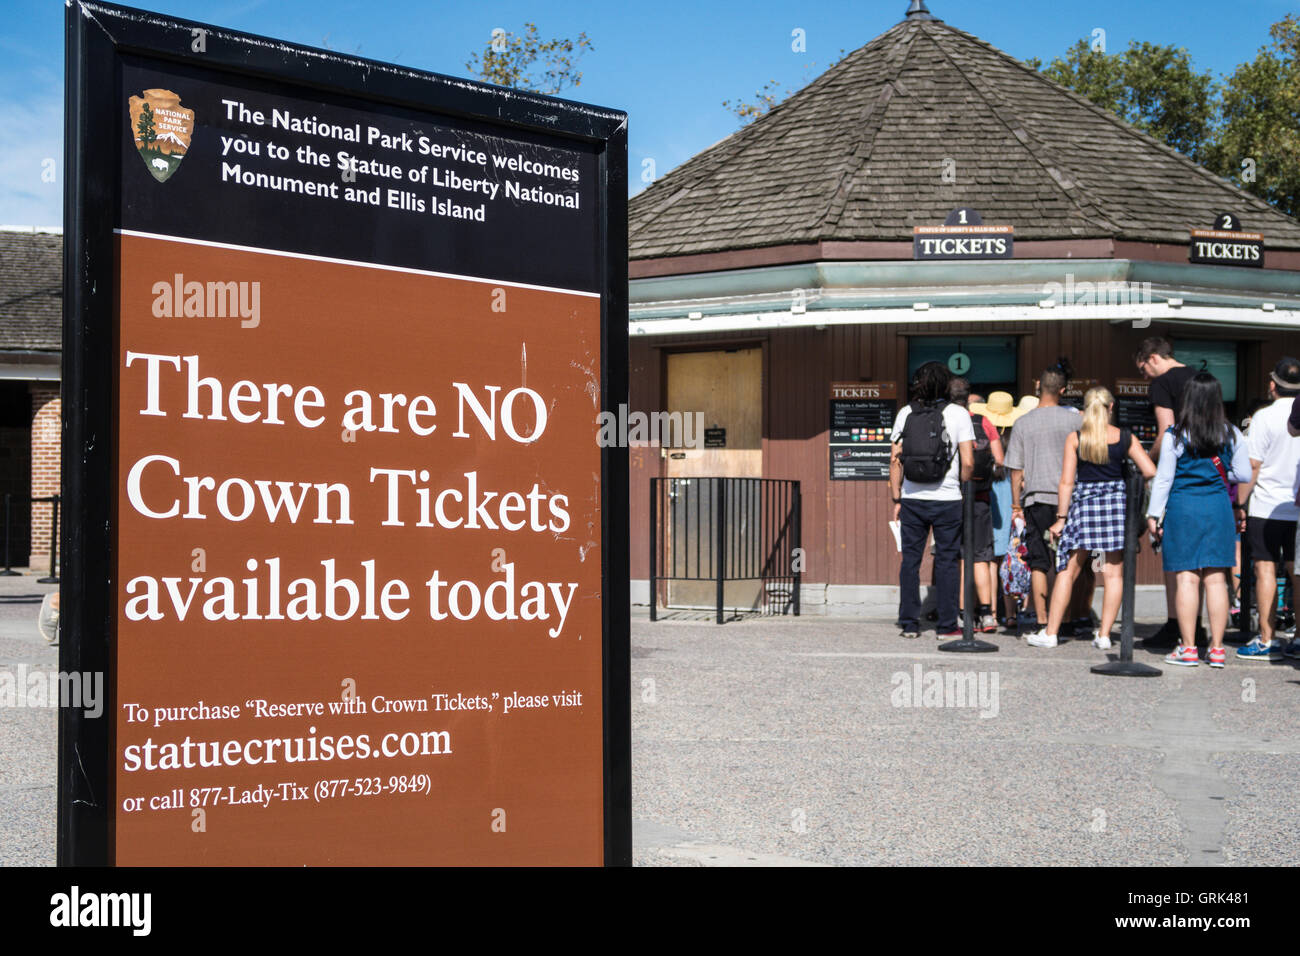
[{"x1": 128, "y1": 89, "x2": 194, "y2": 182}]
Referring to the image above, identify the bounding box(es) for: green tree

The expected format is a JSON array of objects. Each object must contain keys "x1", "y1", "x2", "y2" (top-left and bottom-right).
[
  {"x1": 465, "y1": 23, "x2": 593, "y2": 95},
  {"x1": 136, "y1": 102, "x2": 157, "y2": 148},
  {"x1": 1206, "y1": 15, "x2": 1300, "y2": 218},
  {"x1": 1029, "y1": 38, "x2": 1217, "y2": 161}
]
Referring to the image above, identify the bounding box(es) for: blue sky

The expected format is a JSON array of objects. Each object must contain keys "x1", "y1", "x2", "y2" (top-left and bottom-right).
[{"x1": 1, "y1": 0, "x2": 1294, "y2": 225}]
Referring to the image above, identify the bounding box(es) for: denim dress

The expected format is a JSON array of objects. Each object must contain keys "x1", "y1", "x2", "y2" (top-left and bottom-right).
[{"x1": 1162, "y1": 443, "x2": 1236, "y2": 572}]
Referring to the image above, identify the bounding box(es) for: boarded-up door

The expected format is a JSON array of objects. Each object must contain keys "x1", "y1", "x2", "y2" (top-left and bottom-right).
[{"x1": 663, "y1": 347, "x2": 762, "y2": 610}]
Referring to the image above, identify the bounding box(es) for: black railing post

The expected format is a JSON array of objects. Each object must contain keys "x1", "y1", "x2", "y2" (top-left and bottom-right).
[
  {"x1": 939, "y1": 480, "x2": 997, "y2": 653},
  {"x1": 38, "y1": 495, "x2": 60, "y2": 584},
  {"x1": 648, "y1": 479, "x2": 658, "y2": 622},
  {"x1": 1238, "y1": 526, "x2": 1254, "y2": 643},
  {"x1": 715, "y1": 478, "x2": 726, "y2": 625},
  {"x1": 792, "y1": 481, "x2": 802, "y2": 616},
  {"x1": 1092, "y1": 466, "x2": 1160, "y2": 676},
  {"x1": 0, "y1": 493, "x2": 18, "y2": 576}
]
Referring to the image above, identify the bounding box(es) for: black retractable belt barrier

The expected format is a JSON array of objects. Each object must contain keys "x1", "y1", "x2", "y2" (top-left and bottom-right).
[
  {"x1": 1092, "y1": 467, "x2": 1160, "y2": 677},
  {"x1": 940, "y1": 480, "x2": 997, "y2": 653},
  {"x1": 36, "y1": 495, "x2": 59, "y2": 585},
  {"x1": 1237, "y1": 525, "x2": 1253, "y2": 643}
]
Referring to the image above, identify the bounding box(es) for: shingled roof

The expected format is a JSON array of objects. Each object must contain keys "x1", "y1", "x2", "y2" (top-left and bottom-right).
[
  {"x1": 0, "y1": 230, "x2": 61, "y2": 352},
  {"x1": 629, "y1": 6, "x2": 1300, "y2": 260}
]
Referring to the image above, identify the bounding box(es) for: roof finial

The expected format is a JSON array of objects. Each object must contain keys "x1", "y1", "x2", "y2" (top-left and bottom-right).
[{"x1": 905, "y1": 0, "x2": 936, "y2": 19}]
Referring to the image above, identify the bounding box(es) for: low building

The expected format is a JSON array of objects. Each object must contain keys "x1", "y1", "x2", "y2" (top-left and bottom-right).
[
  {"x1": 628, "y1": 2, "x2": 1300, "y2": 615},
  {"x1": 0, "y1": 227, "x2": 62, "y2": 572}
]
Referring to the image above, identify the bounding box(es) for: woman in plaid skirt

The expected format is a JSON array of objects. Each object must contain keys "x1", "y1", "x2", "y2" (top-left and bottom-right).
[{"x1": 1027, "y1": 388, "x2": 1156, "y2": 648}]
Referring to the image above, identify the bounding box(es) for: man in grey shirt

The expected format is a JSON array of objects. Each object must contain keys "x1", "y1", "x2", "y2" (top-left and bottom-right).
[{"x1": 1005, "y1": 367, "x2": 1081, "y2": 627}]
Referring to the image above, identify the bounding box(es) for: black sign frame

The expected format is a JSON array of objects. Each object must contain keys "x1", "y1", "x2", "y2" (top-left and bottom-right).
[{"x1": 63, "y1": 1, "x2": 629, "y2": 866}]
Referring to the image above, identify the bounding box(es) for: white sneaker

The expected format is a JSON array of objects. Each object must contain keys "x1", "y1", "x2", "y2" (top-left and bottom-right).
[
  {"x1": 1092, "y1": 632, "x2": 1113, "y2": 649},
  {"x1": 1026, "y1": 629, "x2": 1058, "y2": 648}
]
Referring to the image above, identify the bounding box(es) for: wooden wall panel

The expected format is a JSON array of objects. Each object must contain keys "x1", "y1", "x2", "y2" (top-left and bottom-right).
[{"x1": 630, "y1": 318, "x2": 1300, "y2": 590}]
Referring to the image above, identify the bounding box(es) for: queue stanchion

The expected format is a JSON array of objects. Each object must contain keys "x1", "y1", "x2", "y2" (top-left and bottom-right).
[
  {"x1": 37, "y1": 495, "x2": 59, "y2": 585},
  {"x1": 940, "y1": 479, "x2": 997, "y2": 653},
  {"x1": 1236, "y1": 521, "x2": 1253, "y2": 644},
  {"x1": 0, "y1": 494, "x2": 19, "y2": 576},
  {"x1": 1092, "y1": 466, "x2": 1161, "y2": 677}
]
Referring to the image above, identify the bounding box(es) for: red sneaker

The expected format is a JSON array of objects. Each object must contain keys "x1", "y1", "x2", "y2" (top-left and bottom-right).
[
  {"x1": 1207, "y1": 647, "x2": 1226, "y2": 669},
  {"x1": 1164, "y1": 645, "x2": 1199, "y2": 667}
]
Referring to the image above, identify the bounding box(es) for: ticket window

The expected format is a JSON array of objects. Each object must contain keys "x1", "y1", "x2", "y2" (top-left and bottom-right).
[
  {"x1": 907, "y1": 336, "x2": 1018, "y2": 401},
  {"x1": 1176, "y1": 340, "x2": 1239, "y2": 421}
]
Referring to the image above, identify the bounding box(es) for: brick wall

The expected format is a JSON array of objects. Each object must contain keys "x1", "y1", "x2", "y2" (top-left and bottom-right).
[{"x1": 29, "y1": 384, "x2": 60, "y2": 573}]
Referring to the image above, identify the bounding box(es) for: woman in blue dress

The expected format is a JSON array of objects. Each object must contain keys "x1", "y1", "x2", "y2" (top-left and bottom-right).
[{"x1": 1145, "y1": 373, "x2": 1252, "y2": 668}]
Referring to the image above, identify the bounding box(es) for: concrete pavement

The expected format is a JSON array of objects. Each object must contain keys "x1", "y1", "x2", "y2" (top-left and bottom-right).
[
  {"x1": 3, "y1": 576, "x2": 1297, "y2": 866},
  {"x1": 631, "y1": 611, "x2": 1300, "y2": 866}
]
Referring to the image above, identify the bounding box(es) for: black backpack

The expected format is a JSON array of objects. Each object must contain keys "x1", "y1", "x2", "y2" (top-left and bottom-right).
[
  {"x1": 900, "y1": 401, "x2": 953, "y2": 483},
  {"x1": 970, "y1": 413, "x2": 994, "y2": 489}
]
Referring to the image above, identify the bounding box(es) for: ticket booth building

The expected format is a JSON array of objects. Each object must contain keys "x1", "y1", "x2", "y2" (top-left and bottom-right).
[{"x1": 627, "y1": 4, "x2": 1300, "y2": 614}]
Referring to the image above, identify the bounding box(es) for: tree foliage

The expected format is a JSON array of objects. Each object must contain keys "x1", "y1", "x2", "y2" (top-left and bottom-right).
[
  {"x1": 1206, "y1": 15, "x2": 1300, "y2": 217},
  {"x1": 1029, "y1": 39, "x2": 1217, "y2": 161},
  {"x1": 465, "y1": 23, "x2": 593, "y2": 95},
  {"x1": 1032, "y1": 18, "x2": 1300, "y2": 217}
]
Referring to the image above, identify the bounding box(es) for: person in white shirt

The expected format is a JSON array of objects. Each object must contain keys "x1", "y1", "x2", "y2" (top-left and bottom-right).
[
  {"x1": 890, "y1": 362, "x2": 975, "y2": 639},
  {"x1": 1236, "y1": 358, "x2": 1300, "y2": 660}
]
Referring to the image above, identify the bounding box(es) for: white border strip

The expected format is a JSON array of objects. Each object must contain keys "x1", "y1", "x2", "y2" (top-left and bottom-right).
[{"x1": 115, "y1": 229, "x2": 601, "y2": 299}]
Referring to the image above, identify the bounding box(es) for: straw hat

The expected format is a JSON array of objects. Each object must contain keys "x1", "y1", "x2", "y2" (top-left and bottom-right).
[
  {"x1": 969, "y1": 390, "x2": 1022, "y2": 427},
  {"x1": 1016, "y1": 394, "x2": 1039, "y2": 415}
]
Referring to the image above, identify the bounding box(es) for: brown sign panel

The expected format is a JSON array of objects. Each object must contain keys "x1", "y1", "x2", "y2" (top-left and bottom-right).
[{"x1": 64, "y1": 3, "x2": 628, "y2": 866}]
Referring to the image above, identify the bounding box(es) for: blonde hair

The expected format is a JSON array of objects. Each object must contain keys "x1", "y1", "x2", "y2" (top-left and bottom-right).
[{"x1": 1079, "y1": 387, "x2": 1115, "y2": 465}]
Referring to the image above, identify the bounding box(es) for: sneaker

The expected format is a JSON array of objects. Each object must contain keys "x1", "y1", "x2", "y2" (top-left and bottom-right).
[
  {"x1": 979, "y1": 614, "x2": 998, "y2": 633},
  {"x1": 901, "y1": 629, "x2": 920, "y2": 640},
  {"x1": 1026, "y1": 629, "x2": 1058, "y2": 648},
  {"x1": 1283, "y1": 637, "x2": 1300, "y2": 659},
  {"x1": 936, "y1": 627, "x2": 963, "y2": 639},
  {"x1": 1164, "y1": 645, "x2": 1200, "y2": 667},
  {"x1": 1207, "y1": 647, "x2": 1226, "y2": 668},
  {"x1": 1092, "y1": 632, "x2": 1112, "y2": 650},
  {"x1": 1235, "y1": 637, "x2": 1283, "y2": 662}
]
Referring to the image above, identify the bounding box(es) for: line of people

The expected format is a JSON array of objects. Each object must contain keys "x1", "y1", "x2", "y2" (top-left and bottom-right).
[{"x1": 888, "y1": 339, "x2": 1300, "y2": 667}]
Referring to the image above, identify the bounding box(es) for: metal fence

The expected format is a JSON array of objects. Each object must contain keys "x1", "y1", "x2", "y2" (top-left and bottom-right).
[{"x1": 649, "y1": 477, "x2": 801, "y2": 623}]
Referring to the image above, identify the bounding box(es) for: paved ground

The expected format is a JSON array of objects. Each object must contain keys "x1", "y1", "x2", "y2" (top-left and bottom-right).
[
  {"x1": 3, "y1": 577, "x2": 1298, "y2": 866},
  {"x1": 0, "y1": 573, "x2": 59, "y2": 866},
  {"x1": 631, "y1": 612, "x2": 1300, "y2": 867}
]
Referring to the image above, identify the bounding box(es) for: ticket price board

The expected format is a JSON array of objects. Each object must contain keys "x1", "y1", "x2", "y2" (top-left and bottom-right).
[
  {"x1": 830, "y1": 383, "x2": 897, "y2": 480},
  {"x1": 62, "y1": 2, "x2": 629, "y2": 866},
  {"x1": 1115, "y1": 378, "x2": 1158, "y2": 446}
]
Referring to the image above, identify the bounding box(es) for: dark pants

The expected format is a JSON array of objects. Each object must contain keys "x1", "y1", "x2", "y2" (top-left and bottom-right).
[{"x1": 899, "y1": 497, "x2": 964, "y2": 631}]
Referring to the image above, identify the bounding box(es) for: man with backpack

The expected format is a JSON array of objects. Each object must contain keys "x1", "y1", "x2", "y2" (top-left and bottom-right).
[
  {"x1": 890, "y1": 361, "x2": 975, "y2": 639},
  {"x1": 951, "y1": 377, "x2": 1004, "y2": 632}
]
